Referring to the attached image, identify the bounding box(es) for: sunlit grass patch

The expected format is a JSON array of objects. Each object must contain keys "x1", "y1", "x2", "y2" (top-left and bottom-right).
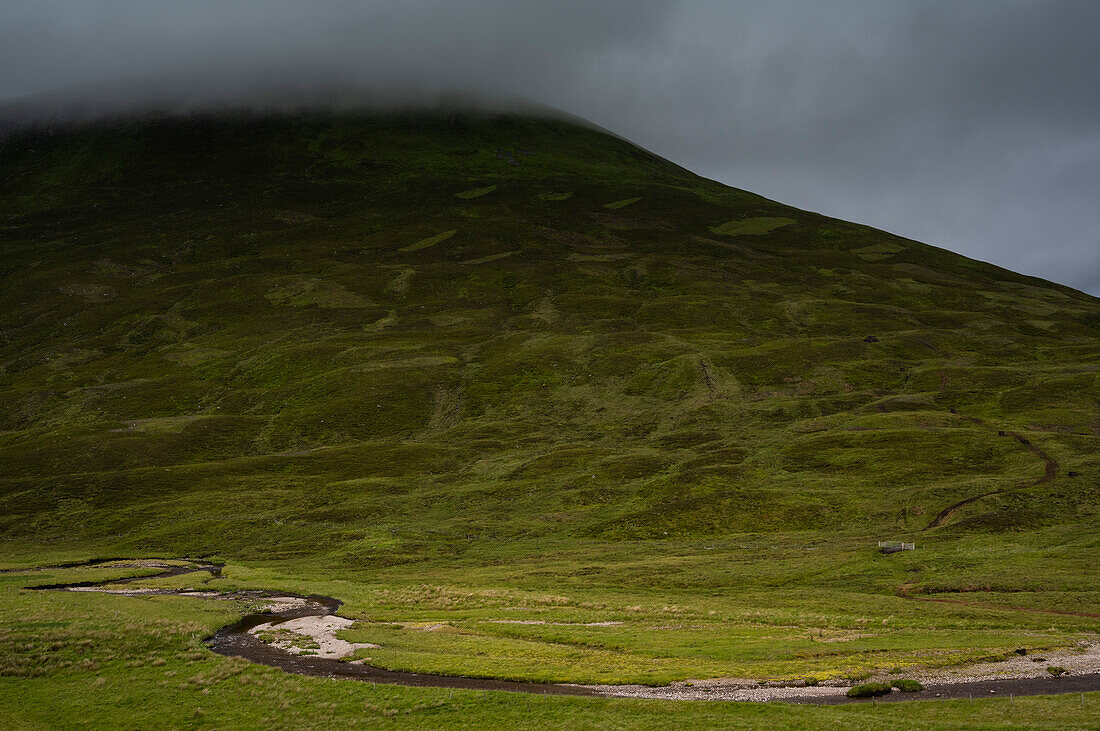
[
  {"x1": 456, "y1": 185, "x2": 498, "y2": 199},
  {"x1": 462, "y1": 251, "x2": 519, "y2": 265},
  {"x1": 709, "y1": 216, "x2": 796, "y2": 235},
  {"x1": 603, "y1": 197, "x2": 642, "y2": 209},
  {"x1": 400, "y1": 229, "x2": 458, "y2": 252},
  {"x1": 853, "y1": 242, "x2": 907, "y2": 261}
]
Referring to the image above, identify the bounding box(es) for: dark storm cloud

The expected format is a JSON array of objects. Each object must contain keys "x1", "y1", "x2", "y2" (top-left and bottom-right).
[{"x1": 1, "y1": 1, "x2": 1097, "y2": 294}]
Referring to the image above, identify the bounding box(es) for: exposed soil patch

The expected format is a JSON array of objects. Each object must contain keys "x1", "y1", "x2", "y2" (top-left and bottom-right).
[
  {"x1": 925, "y1": 415, "x2": 1060, "y2": 529},
  {"x1": 897, "y1": 583, "x2": 1100, "y2": 620},
  {"x1": 249, "y1": 614, "x2": 380, "y2": 659}
]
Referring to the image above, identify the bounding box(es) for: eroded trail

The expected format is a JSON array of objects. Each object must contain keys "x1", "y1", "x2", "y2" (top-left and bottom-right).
[
  {"x1": 925, "y1": 416, "x2": 1060, "y2": 529},
  {"x1": 897, "y1": 581, "x2": 1100, "y2": 620},
  {"x1": 20, "y1": 559, "x2": 1100, "y2": 704}
]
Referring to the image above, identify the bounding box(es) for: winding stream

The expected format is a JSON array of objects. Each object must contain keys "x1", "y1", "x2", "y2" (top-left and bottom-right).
[
  {"x1": 25, "y1": 559, "x2": 594, "y2": 697},
  {"x1": 20, "y1": 559, "x2": 1100, "y2": 704}
]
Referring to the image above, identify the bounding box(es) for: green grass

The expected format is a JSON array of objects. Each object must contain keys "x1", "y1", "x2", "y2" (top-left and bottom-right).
[
  {"x1": 456, "y1": 185, "x2": 498, "y2": 199},
  {"x1": 0, "y1": 110, "x2": 1097, "y2": 725},
  {"x1": 854, "y1": 242, "x2": 908, "y2": 261},
  {"x1": 709, "y1": 216, "x2": 796, "y2": 235},
  {"x1": 892, "y1": 679, "x2": 924, "y2": 692},
  {"x1": 3, "y1": 530, "x2": 1095, "y2": 690},
  {"x1": 848, "y1": 682, "x2": 894, "y2": 698},
  {"x1": 2, "y1": 562, "x2": 1099, "y2": 728},
  {"x1": 399, "y1": 229, "x2": 459, "y2": 252}
]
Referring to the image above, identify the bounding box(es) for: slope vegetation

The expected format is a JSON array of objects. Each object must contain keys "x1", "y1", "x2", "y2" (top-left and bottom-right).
[{"x1": 1, "y1": 112, "x2": 1095, "y2": 554}]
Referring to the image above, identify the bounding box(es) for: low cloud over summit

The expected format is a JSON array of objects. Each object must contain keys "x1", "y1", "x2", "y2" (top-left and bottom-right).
[{"x1": 2, "y1": 0, "x2": 1098, "y2": 293}]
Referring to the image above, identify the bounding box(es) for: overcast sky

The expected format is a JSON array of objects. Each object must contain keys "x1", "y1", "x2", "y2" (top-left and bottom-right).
[{"x1": 2, "y1": 1, "x2": 1097, "y2": 295}]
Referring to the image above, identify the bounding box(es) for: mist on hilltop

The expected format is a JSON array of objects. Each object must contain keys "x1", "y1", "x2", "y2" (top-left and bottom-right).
[{"x1": 1, "y1": 1, "x2": 1098, "y2": 294}]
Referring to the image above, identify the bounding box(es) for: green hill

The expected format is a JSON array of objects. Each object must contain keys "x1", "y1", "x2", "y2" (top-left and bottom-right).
[
  {"x1": 2, "y1": 111, "x2": 1095, "y2": 552},
  {"x1": 0, "y1": 111, "x2": 1098, "y2": 721}
]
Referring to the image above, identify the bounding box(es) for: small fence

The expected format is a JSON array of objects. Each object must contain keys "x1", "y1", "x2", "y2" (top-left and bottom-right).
[{"x1": 878, "y1": 540, "x2": 915, "y2": 554}]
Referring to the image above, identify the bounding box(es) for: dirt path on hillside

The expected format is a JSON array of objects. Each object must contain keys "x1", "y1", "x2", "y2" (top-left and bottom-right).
[
  {"x1": 20, "y1": 559, "x2": 1100, "y2": 704},
  {"x1": 896, "y1": 581, "x2": 1100, "y2": 619},
  {"x1": 925, "y1": 416, "x2": 1060, "y2": 529}
]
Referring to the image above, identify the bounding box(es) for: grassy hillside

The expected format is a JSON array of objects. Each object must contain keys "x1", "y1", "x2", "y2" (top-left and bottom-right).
[
  {"x1": 1, "y1": 111, "x2": 1095, "y2": 551},
  {"x1": 0, "y1": 112, "x2": 1098, "y2": 722}
]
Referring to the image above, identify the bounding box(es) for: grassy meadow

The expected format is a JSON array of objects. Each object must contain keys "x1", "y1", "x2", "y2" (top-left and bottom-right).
[{"x1": 1, "y1": 556, "x2": 1098, "y2": 729}]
